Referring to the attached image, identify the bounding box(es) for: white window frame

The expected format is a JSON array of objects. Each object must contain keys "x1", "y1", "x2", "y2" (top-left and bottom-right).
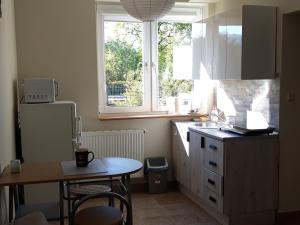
[
  {"x1": 97, "y1": 3, "x2": 203, "y2": 114},
  {"x1": 97, "y1": 4, "x2": 151, "y2": 113}
]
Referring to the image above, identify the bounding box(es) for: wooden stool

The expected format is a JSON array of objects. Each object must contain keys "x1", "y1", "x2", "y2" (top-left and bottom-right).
[
  {"x1": 14, "y1": 212, "x2": 48, "y2": 225},
  {"x1": 74, "y1": 206, "x2": 123, "y2": 225},
  {"x1": 71, "y1": 192, "x2": 131, "y2": 225},
  {"x1": 70, "y1": 185, "x2": 111, "y2": 196}
]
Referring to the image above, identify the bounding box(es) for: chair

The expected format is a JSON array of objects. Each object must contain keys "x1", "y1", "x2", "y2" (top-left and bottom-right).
[
  {"x1": 70, "y1": 192, "x2": 131, "y2": 225},
  {"x1": 65, "y1": 179, "x2": 128, "y2": 220}
]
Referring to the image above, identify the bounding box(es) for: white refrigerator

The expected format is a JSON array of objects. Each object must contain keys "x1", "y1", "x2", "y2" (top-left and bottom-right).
[{"x1": 19, "y1": 101, "x2": 81, "y2": 205}]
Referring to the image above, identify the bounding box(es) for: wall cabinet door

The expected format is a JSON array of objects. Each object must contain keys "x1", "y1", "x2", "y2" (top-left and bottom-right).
[
  {"x1": 198, "y1": 5, "x2": 276, "y2": 80},
  {"x1": 241, "y1": 5, "x2": 277, "y2": 79},
  {"x1": 212, "y1": 14, "x2": 227, "y2": 80},
  {"x1": 225, "y1": 9, "x2": 242, "y2": 80},
  {"x1": 201, "y1": 18, "x2": 214, "y2": 79}
]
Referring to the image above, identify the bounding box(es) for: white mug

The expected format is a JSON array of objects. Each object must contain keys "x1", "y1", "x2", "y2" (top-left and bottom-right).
[{"x1": 10, "y1": 159, "x2": 21, "y2": 173}]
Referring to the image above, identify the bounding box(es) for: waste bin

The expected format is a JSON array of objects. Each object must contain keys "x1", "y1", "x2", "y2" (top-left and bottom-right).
[{"x1": 145, "y1": 157, "x2": 168, "y2": 194}]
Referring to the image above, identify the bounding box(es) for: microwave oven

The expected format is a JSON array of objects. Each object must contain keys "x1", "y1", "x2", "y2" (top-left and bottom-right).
[{"x1": 23, "y1": 78, "x2": 58, "y2": 103}]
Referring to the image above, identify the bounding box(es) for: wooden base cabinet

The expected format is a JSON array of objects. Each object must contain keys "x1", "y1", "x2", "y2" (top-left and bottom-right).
[
  {"x1": 172, "y1": 126, "x2": 279, "y2": 225},
  {"x1": 171, "y1": 124, "x2": 191, "y2": 190}
]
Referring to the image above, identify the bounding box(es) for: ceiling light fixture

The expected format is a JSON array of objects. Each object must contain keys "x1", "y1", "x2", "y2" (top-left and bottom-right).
[{"x1": 120, "y1": 0, "x2": 176, "y2": 21}]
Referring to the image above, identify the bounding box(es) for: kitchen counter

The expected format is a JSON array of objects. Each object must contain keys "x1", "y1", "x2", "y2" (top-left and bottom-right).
[
  {"x1": 174, "y1": 120, "x2": 278, "y2": 142},
  {"x1": 189, "y1": 126, "x2": 278, "y2": 141}
]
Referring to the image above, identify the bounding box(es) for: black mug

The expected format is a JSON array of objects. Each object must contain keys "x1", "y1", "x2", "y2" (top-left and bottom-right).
[{"x1": 75, "y1": 148, "x2": 94, "y2": 167}]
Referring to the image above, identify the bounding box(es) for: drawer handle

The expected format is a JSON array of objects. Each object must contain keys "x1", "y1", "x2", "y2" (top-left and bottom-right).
[
  {"x1": 209, "y1": 144, "x2": 218, "y2": 151},
  {"x1": 207, "y1": 178, "x2": 215, "y2": 185},
  {"x1": 209, "y1": 196, "x2": 217, "y2": 203},
  {"x1": 209, "y1": 161, "x2": 217, "y2": 167},
  {"x1": 201, "y1": 137, "x2": 205, "y2": 148}
]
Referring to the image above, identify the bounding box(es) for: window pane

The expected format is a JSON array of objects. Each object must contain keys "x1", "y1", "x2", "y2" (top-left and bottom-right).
[
  {"x1": 104, "y1": 21, "x2": 143, "y2": 107},
  {"x1": 157, "y1": 22, "x2": 193, "y2": 107}
]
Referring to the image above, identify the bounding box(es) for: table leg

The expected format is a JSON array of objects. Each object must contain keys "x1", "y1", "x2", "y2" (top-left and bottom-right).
[
  {"x1": 8, "y1": 185, "x2": 14, "y2": 223},
  {"x1": 59, "y1": 181, "x2": 64, "y2": 225},
  {"x1": 66, "y1": 182, "x2": 71, "y2": 224},
  {"x1": 109, "y1": 177, "x2": 114, "y2": 207},
  {"x1": 125, "y1": 174, "x2": 132, "y2": 225},
  {"x1": 14, "y1": 185, "x2": 19, "y2": 211}
]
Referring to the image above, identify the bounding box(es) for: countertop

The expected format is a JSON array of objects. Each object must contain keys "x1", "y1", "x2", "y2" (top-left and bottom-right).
[{"x1": 174, "y1": 121, "x2": 279, "y2": 142}]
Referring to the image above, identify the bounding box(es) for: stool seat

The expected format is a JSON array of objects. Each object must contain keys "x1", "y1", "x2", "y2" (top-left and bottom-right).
[
  {"x1": 14, "y1": 212, "x2": 48, "y2": 225},
  {"x1": 74, "y1": 206, "x2": 123, "y2": 225},
  {"x1": 70, "y1": 185, "x2": 111, "y2": 196}
]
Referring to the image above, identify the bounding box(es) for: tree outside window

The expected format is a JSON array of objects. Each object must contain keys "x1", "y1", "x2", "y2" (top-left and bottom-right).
[{"x1": 104, "y1": 21, "x2": 193, "y2": 108}]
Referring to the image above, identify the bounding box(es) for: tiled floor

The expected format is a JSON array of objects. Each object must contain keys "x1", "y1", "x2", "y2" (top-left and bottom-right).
[{"x1": 49, "y1": 191, "x2": 220, "y2": 225}]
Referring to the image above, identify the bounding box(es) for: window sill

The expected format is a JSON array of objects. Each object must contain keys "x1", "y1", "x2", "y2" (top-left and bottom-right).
[{"x1": 98, "y1": 112, "x2": 201, "y2": 121}]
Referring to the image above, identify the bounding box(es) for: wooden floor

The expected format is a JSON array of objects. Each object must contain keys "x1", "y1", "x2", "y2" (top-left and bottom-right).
[
  {"x1": 48, "y1": 191, "x2": 299, "y2": 225},
  {"x1": 49, "y1": 191, "x2": 220, "y2": 225}
]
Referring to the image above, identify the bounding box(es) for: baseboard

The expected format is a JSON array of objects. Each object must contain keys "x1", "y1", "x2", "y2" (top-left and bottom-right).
[
  {"x1": 277, "y1": 210, "x2": 300, "y2": 225},
  {"x1": 131, "y1": 178, "x2": 178, "y2": 193}
]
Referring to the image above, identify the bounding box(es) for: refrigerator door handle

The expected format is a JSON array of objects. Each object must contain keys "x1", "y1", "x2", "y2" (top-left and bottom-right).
[
  {"x1": 75, "y1": 116, "x2": 82, "y2": 138},
  {"x1": 54, "y1": 80, "x2": 59, "y2": 97}
]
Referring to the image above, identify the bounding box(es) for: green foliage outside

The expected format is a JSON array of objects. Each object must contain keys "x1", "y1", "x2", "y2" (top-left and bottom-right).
[
  {"x1": 104, "y1": 21, "x2": 193, "y2": 107},
  {"x1": 157, "y1": 22, "x2": 193, "y2": 100},
  {"x1": 105, "y1": 39, "x2": 143, "y2": 106}
]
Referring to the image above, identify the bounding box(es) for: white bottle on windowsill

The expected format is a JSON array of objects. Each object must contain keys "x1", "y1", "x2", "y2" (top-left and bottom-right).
[{"x1": 177, "y1": 93, "x2": 192, "y2": 114}]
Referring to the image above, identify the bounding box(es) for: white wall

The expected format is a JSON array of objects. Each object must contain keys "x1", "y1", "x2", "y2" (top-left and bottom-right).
[
  {"x1": 277, "y1": 0, "x2": 300, "y2": 213},
  {"x1": 215, "y1": 0, "x2": 279, "y2": 13},
  {"x1": 14, "y1": 0, "x2": 174, "y2": 176},
  {"x1": 14, "y1": 0, "x2": 300, "y2": 213},
  {"x1": 0, "y1": 0, "x2": 18, "y2": 223}
]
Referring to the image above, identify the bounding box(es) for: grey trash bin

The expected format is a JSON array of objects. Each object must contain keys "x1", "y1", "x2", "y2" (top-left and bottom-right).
[{"x1": 145, "y1": 157, "x2": 168, "y2": 194}]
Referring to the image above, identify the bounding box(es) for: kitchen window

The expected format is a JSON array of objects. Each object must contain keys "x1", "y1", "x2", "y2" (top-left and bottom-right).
[{"x1": 97, "y1": 3, "x2": 203, "y2": 114}]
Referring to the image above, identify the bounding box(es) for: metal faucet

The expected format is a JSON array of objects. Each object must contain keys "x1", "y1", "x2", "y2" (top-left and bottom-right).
[{"x1": 210, "y1": 109, "x2": 226, "y2": 122}]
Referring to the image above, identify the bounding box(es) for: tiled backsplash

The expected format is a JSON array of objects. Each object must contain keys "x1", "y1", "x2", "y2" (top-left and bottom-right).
[{"x1": 216, "y1": 79, "x2": 280, "y2": 128}]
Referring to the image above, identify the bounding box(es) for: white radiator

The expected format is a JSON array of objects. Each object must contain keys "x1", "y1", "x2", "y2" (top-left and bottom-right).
[{"x1": 81, "y1": 129, "x2": 145, "y2": 163}]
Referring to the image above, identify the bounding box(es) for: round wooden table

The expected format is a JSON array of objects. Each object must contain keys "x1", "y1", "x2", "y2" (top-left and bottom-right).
[
  {"x1": 0, "y1": 157, "x2": 143, "y2": 225},
  {"x1": 62, "y1": 157, "x2": 143, "y2": 225}
]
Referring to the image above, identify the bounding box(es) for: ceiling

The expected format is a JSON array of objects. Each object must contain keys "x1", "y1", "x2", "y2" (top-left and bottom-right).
[
  {"x1": 97, "y1": 0, "x2": 219, "y2": 3},
  {"x1": 176, "y1": 0, "x2": 219, "y2": 2}
]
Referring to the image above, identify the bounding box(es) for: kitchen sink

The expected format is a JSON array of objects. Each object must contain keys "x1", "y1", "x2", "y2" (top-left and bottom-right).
[{"x1": 189, "y1": 121, "x2": 229, "y2": 129}]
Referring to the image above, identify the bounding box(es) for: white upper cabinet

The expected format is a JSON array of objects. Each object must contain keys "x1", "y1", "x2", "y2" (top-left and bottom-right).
[
  {"x1": 201, "y1": 17, "x2": 214, "y2": 79},
  {"x1": 212, "y1": 13, "x2": 227, "y2": 80},
  {"x1": 195, "y1": 5, "x2": 277, "y2": 80},
  {"x1": 226, "y1": 8, "x2": 242, "y2": 80}
]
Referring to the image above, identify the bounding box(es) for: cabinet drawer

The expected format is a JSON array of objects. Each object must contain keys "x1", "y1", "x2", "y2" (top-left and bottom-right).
[
  {"x1": 204, "y1": 187, "x2": 223, "y2": 213},
  {"x1": 203, "y1": 167, "x2": 223, "y2": 195},
  {"x1": 204, "y1": 137, "x2": 223, "y2": 175}
]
